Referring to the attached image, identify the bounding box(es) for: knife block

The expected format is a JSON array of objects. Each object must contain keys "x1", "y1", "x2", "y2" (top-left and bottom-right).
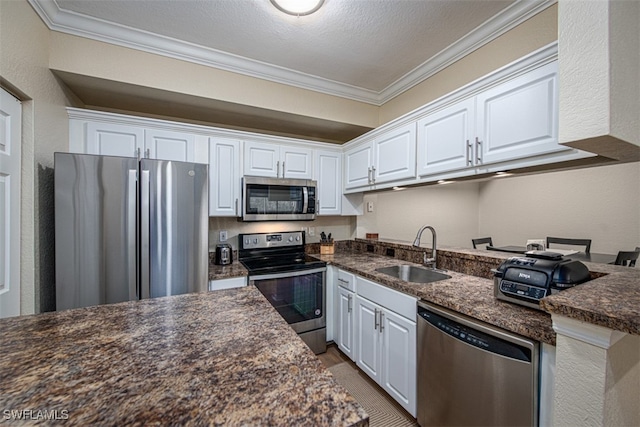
[{"x1": 320, "y1": 242, "x2": 335, "y2": 255}]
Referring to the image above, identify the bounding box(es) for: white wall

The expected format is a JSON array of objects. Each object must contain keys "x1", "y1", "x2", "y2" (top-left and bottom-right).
[
  {"x1": 358, "y1": 182, "x2": 480, "y2": 247},
  {"x1": 478, "y1": 162, "x2": 640, "y2": 254},
  {"x1": 355, "y1": 162, "x2": 640, "y2": 255}
]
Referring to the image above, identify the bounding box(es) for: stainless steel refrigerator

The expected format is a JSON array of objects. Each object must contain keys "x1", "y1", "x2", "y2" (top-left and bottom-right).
[{"x1": 54, "y1": 152, "x2": 209, "y2": 310}]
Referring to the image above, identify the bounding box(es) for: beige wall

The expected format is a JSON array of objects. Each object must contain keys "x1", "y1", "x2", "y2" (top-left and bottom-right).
[
  {"x1": 355, "y1": 162, "x2": 640, "y2": 255},
  {"x1": 379, "y1": 4, "x2": 558, "y2": 125},
  {"x1": 0, "y1": 0, "x2": 76, "y2": 314},
  {"x1": 208, "y1": 216, "x2": 356, "y2": 251},
  {"x1": 359, "y1": 183, "x2": 481, "y2": 247},
  {"x1": 48, "y1": 32, "x2": 379, "y2": 130},
  {"x1": 478, "y1": 162, "x2": 640, "y2": 254}
]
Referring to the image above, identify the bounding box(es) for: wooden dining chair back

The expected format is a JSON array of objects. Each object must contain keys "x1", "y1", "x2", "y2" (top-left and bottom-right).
[
  {"x1": 472, "y1": 237, "x2": 493, "y2": 249},
  {"x1": 614, "y1": 248, "x2": 640, "y2": 267},
  {"x1": 546, "y1": 237, "x2": 592, "y2": 253}
]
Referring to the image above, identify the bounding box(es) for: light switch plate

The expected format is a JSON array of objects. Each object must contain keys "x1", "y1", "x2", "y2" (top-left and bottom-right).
[
  {"x1": 219, "y1": 230, "x2": 228, "y2": 242},
  {"x1": 308, "y1": 227, "x2": 315, "y2": 237}
]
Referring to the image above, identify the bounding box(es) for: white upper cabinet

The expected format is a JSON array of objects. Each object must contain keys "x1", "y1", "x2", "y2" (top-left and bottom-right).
[
  {"x1": 314, "y1": 149, "x2": 342, "y2": 215},
  {"x1": 79, "y1": 113, "x2": 207, "y2": 163},
  {"x1": 345, "y1": 123, "x2": 416, "y2": 190},
  {"x1": 417, "y1": 61, "x2": 568, "y2": 179},
  {"x1": 209, "y1": 137, "x2": 241, "y2": 217},
  {"x1": 86, "y1": 122, "x2": 144, "y2": 158},
  {"x1": 144, "y1": 128, "x2": 197, "y2": 162},
  {"x1": 344, "y1": 142, "x2": 374, "y2": 190},
  {"x1": 476, "y1": 61, "x2": 560, "y2": 165},
  {"x1": 417, "y1": 98, "x2": 475, "y2": 176},
  {"x1": 244, "y1": 140, "x2": 313, "y2": 179},
  {"x1": 373, "y1": 123, "x2": 417, "y2": 184}
]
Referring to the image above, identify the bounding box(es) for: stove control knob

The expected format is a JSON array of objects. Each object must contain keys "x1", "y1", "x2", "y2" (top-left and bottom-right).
[
  {"x1": 288, "y1": 236, "x2": 294, "y2": 242},
  {"x1": 296, "y1": 236, "x2": 301, "y2": 241},
  {"x1": 253, "y1": 238, "x2": 259, "y2": 244},
  {"x1": 245, "y1": 239, "x2": 250, "y2": 245}
]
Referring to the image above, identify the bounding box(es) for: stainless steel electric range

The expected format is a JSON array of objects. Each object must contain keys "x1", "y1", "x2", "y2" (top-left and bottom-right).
[{"x1": 238, "y1": 231, "x2": 327, "y2": 354}]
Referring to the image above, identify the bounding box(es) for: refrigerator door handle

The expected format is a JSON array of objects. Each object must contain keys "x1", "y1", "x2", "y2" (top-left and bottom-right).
[
  {"x1": 127, "y1": 169, "x2": 138, "y2": 300},
  {"x1": 140, "y1": 169, "x2": 151, "y2": 299}
]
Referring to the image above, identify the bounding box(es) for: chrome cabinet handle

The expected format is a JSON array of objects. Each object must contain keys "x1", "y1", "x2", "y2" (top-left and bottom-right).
[
  {"x1": 374, "y1": 308, "x2": 379, "y2": 330},
  {"x1": 136, "y1": 147, "x2": 141, "y2": 159},
  {"x1": 145, "y1": 148, "x2": 150, "y2": 159},
  {"x1": 379, "y1": 312, "x2": 384, "y2": 333},
  {"x1": 337, "y1": 278, "x2": 349, "y2": 285},
  {"x1": 277, "y1": 160, "x2": 280, "y2": 178},
  {"x1": 347, "y1": 294, "x2": 352, "y2": 313},
  {"x1": 235, "y1": 198, "x2": 238, "y2": 217},
  {"x1": 367, "y1": 167, "x2": 372, "y2": 184},
  {"x1": 466, "y1": 139, "x2": 472, "y2": 166},
  {"x1": 371, "y1": 166, "x2": 376, "y2": 183},
  {"x1": 476, "y1": 137, "x2": 482, "y2": 164},
  {"x1": 282, "y1": 161, "x2": 285, "y2": 178}
]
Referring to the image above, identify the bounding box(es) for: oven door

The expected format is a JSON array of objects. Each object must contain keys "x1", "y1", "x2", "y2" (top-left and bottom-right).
[{"x1": 249, "y1": 267, "x2": 326, "y2": 334}]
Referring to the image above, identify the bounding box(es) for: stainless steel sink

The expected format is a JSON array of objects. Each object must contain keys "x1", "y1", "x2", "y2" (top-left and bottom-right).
[{"x1": 375, "y1": 265, "x2": 451, "y2": 284}]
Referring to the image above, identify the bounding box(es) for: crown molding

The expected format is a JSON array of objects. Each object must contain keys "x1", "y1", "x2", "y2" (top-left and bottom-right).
[{"x1": 29, "y1": 0, "x2": 556, "y2": 106}]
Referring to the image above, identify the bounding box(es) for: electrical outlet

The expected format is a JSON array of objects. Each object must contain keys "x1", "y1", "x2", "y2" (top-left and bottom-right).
[
  {"x1": 367, "y1": 201, "x2": 374, "y2": 212},
  {"x1": 219, "y1": 230, "x2": 228, "y2": 242},
  {"x1": 308, "y1": 227, "x2": 315, "y2": 237}
]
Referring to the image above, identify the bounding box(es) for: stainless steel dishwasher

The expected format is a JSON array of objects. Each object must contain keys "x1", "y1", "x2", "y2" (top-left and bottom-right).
[{"x1": 417, "y1": 301, "x2": 539, "y2": 427}]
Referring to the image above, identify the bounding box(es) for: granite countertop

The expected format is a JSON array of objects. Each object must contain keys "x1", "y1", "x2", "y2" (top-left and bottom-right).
[
  {"x1": 315, "y1": 239, "x2": 640, "y2": 345},
  {"x1": 316, "y1": 251, "x2": 557, "y2": 345},
  {"x1": 208, "y1": 260, "x2": 248, "y2": 281},
  {"x1": 0, "y1": 287, "x2": 368, "y2": 426}
]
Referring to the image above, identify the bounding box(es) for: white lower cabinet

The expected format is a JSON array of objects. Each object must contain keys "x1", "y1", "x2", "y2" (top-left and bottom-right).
[
  {"x1": 208, "y1": 276, "x2": 247, "y2": 291},
  {"x1": 354, "y1": 276, "x2": 417, "y2": 417},
  {"x1": 337, "y1": 285, "x2": 356, "y2": 360}
]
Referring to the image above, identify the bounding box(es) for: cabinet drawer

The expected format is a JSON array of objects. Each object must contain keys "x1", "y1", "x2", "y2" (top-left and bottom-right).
[
  {"x1": 356, "y1": 276, "x2": 416, "y2": 321},
  {"x1": 337, "y1": 269, "x2": 356, "y2": 292}
]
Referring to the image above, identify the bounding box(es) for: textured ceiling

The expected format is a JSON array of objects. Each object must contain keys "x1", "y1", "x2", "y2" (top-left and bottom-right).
[{"x1": 53, "y1": 0, "x2": 518, "y2": 93}]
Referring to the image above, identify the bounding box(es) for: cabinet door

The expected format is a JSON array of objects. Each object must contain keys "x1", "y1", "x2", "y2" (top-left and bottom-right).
[
  {"x1": 315, "y1": 150, "x2": 342, "y2": 215},
  {"x1": 381, "y1": 309, "x2": 417, "y2": 417},
  {"x1": 355, "y1": 295, "x2": 382, "y2": 382},
  {"x1": 476, "y1": 61, "x2": 561, "y2": 165},
  {"x1": 281, "y1": 146, "x2": 313, "y2": 179},
  {"x1": 144, "y1": 128, "x2": 196, "y2": 162},
  {"x1": 209, "y1": 137, "x2": 241, "y2": 217},
  {"x1": 417, "y1": 98, "x2": 475, "y2": 176},
  {"x1": 86, "y1": 122, "x2": 143, "y2": 158},
  {"x1": 373, "y1": 123, "x2": 416, "y2": 184},
  {"x1": 244, "y1": 140, "x2": 279, "y2": 177},
  {"x1": 344, "y1": 142, "x2": 373, "y2": 190},
  {"x1": 337, "y1": 286, "x2": 355, "y2": 361}
]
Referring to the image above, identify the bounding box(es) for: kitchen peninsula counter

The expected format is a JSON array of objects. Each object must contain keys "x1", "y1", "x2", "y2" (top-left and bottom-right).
[
  {"x1": 0, "y1": 287, "x2": 368, "y2": 426},
  {"x1": 314, "y1": 240, "x2": 640, "y2": 345}
]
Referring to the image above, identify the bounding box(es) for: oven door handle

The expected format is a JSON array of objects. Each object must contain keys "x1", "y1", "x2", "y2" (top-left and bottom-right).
[{"x1": 249, "y1": 267, "x2": 327, "y2": 282}]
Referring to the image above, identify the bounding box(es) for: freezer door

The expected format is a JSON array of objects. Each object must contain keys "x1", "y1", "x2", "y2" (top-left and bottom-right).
[
  {"x1": 141, "y1": 159, "x2": 208, "y2": 298},
  {"x1": 55, "y1": 153, "x2": 139, "y2": 310}
]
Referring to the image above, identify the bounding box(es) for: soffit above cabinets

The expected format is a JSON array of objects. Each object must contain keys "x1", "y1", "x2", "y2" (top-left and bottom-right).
[{"x1": 30, "y1": 0, "x2": 555, "y2": 105}]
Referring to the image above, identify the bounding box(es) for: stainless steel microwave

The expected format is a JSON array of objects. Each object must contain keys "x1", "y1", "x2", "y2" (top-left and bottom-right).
[{"x1": 242, "y1": 176, "x2": 317, "y2": 221}]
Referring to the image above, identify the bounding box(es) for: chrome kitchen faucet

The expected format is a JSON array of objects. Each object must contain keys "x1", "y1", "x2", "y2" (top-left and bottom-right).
[{"x1": 413, "y1": 225, "x2": 437, "y2": 269}]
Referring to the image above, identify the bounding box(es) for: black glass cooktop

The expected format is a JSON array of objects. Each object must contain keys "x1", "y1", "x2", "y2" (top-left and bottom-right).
[{"x1": 240, "y1": 253, "x2": 326, "y2": 275}]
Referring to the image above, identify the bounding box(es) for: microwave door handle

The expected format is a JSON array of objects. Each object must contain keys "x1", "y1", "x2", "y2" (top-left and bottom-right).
[{"x1": 302, "y1": 186, "x2": 309, "y2": 214}]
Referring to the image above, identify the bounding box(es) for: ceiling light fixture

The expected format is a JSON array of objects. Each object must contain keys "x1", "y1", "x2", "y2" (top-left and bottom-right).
[{"x1": 270, "y1": 0, "x2": 324, "y2": 16}]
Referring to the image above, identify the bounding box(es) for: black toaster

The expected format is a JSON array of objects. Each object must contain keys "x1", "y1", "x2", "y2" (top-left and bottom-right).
[{"x1": 493, "y1": 251, "x2": 590, "y2": 310}]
